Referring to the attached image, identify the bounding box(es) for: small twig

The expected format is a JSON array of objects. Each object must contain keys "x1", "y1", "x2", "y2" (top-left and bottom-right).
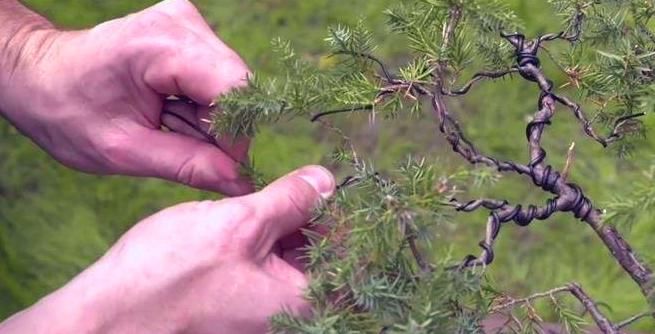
[
  {"x1": 163, "y1": 96, "x2": 253, "y2": 167},
  {"x1": 441, "y1": 6, "x2": 462, "y2": 59},
  {"x1": 562, "y1": 8, "x2": 585, "y2": 42},
  {"x1": 443, "y1": 69, "x2": 519, "y2": 96},
  {"x1": 311, "y1": 105, "x2": 373, "y2": 122},
  {"x1": 399, "y1": 211, "x2": 431, "y2": 273},
  {"x1": 331, "y1": 51, "x2": 395, "y2": 82},
  {"x1": 607, "y1": 113, "x2": 647, "y2": 142},
  {"x1": 561, "y1": 142, "x2": 576, "y2": 181},
  {"x1": 615, "y1": 311, "x2": 655, "y2": 330},
  {"x1": 491, "y1": 286, "x2": 570, "y2": 313}
]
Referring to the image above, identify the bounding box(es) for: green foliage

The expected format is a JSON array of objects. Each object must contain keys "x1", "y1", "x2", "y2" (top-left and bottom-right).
[
  {"x1": 384, "y1": 1, "x2": 449, "y2": 60},
  {"x1": 216, "y1": 73, "x2": 287, "y2": 137},
  {"x1": 551, "y1": 296, "x2": 587, "y2": 334},
  {"x1": 215, "y1": 0, "x2": 655, "y2": 331},
  {"x1": 271, "y1": 153, "x2": 492, "y2": 333},
  {"x1": 215, "y1": 38, "x2": 331, "y2": 137},
  {"x1": 604, "y1": 159, "x2": 655, "y2": 230},
  {"x1": 325, "y1": 18, "x2": 379, "y2": 74},
  {"x1": 552, "y1": 1, "x2": 655, "y2": 148},
  {"x1": 461, "y1": 0, "x2": 521, "y2": 33}
]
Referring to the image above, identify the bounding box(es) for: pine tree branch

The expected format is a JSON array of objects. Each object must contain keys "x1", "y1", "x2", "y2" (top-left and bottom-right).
[
  {"x1": 490, "y1": 283, "x2": 650, "y2": 334},
  {"x1": 218, "y1": 3, "x2": 655, "y2": 332},
  {"x1": 307, "y1": 5, "x2": 655, "y2": 306},
  {"x1": 490, "y1": 285, "x2": 571, "y2": 313},
  {"x1": 567, "y1": 283, "x2": 617, "y2": 334},
  {"x1": 498, "y1": 32, "x2": 646, "y2": 147},
  {"x1": 430, "y1": 92, "x2": 531, "y2": 175},
  {"x1": 562, "y1": 5, "x2": 585, "y2": 42},
  {"x1": 447, "y1": 196, "x2": 560, "y2": 267},
  {"x1": 429, "y1": 31, "x2": 654, "y2": 298},
  {"x1": 314, "y1": 119, "x2": 434, "y2": 275},
  {"x1": 310, "y1": 79, "x2": 432, "y2": 122}
]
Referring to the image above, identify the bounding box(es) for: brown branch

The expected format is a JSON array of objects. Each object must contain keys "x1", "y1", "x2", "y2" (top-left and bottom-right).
[
  {"x1": 431, "y1": 93, "x2": 531, "y2": 175},
  {"x1": 305, "y1": 4, "x2": 654, "y2": 326},
  {"x1": 443, "y1": 69, "x2": 519, "y2": 96},
  {"x1": 430, "y1": 30, "x2": 655, "y2": 299},
  {"x1": 490, "y1": 286, "x2": 571, "y2": 313},
  {"x1": 567, "y1": 283, "x2": 617, "y2": 334},
  {"x1": 310, "y1": 80, "x2": 434, "y2": 122},
  {"x1": 492, "y1": 283, "x2": 625, "y2": 334},
  {"x1": 440, "y1": 6, "x2": 462, "y2": 63},
  {"x1": 616, "y1": 311, "x2": 655, "y2": 330},
  {"x1": 399, "y1": 211, "x2": 431, "y2": 273}
]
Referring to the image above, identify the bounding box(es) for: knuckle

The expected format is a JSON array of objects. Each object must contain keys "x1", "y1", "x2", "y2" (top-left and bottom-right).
[
  {"x1": 131, "y1": 10, "x2": 174, "y2": 32},
  {"x1": 124, "y1": 11, "x2": 190, "y2": 54},
  {"x1": 95, "y1": 130, "x2": 131, "y2": 169},
  {"x1": 208, "y1": 199, "x2": 261, "y2": 248},
  {"x1": 217, "y1": 199, "x2": 257, "y2": 223},
  {"x1": 174, "y1": 156, "x2": 199, "y2": 186}
]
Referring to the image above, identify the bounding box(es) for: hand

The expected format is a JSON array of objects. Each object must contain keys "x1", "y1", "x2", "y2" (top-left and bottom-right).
[
  {"x1": 0, "y1": 165, "x2": 336, "y2": 334},
  {"x1": 0, "y1": 0, "x2": 252, "y2": 195}
]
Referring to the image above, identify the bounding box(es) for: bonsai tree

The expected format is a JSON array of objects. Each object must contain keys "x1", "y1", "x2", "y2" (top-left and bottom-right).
[{"x1": 183, "y1": 0, "x2": 655, "y2": 332}]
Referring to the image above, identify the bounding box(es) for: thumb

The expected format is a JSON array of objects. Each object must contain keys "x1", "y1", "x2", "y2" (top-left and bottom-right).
[
  {"x1": 109, "y1": 126, "x2": 254, "y2": 196},
  {"x1": 246, "y1": 165, "x2": 335, "y2": 247}
]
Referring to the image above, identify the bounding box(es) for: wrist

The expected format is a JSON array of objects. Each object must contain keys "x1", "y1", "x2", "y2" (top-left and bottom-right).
[
  {"x1": 0, "y1": 262, "x2": 107, "y2": 334},
  {"x1": 0, "y1": 20, "x2": 54, "y2": 72},
  {"x1": 0, "y1": 1, "x2": 54, "y2": 79},
  {"x1": 0, "y1": 18, "x2": 59, "y2": 120},
  {"x1": 0, "y1": 251, "x2": 188, "y2": 334}
]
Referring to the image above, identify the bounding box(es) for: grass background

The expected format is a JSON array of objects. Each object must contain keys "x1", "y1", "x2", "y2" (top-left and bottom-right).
[{"x1": 1, "y1": 0, "x2": 654, "y2": 331}]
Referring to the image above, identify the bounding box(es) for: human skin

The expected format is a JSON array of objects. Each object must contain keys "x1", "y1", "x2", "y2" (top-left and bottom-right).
[
  {"x1": 0, "y1": 0, "x2": 335, "y2": 332},
  {"x1": 0, "y1": 0, "x2": 253, "y2": 195},
  {"x1": 0, "y1": 165, "x2": 336, "y2": 333}
]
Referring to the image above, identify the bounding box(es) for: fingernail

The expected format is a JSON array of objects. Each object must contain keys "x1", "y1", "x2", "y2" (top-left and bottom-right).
[{"x1": 295, "y1": 166, "x2": 335, "y2": 199}]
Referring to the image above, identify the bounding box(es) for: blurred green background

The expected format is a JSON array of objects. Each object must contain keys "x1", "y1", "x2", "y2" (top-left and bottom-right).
[{"x1": 1, "y1": 0, "x2": 654, "y2": 331}]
